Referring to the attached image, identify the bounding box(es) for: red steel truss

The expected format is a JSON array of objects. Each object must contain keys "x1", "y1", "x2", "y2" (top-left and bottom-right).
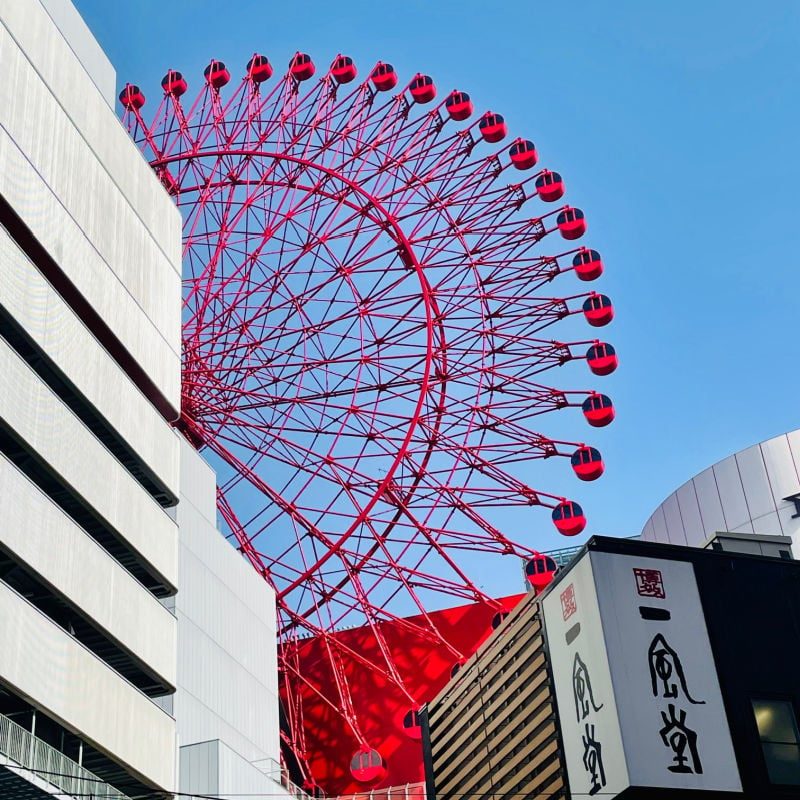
[{"x1": 121, "y1": 53, "x2": 615, "y2": 788}]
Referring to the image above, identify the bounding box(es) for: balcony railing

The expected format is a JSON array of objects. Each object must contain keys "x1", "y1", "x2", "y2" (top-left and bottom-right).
[{"x1": 0, "y1": 711, "x2": 132, "y2": 800}]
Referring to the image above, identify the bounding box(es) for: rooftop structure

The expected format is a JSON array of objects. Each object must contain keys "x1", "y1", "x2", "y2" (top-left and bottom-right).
[{"x1": 642, "y1": 429, "x2": 800, "y2": 552}]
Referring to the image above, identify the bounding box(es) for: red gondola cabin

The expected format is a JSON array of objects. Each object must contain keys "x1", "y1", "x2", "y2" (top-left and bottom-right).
[
  {"x1": 478, "y1": 112, "x2": 507, "y2": 143},
  {"x1": 552, "y1": 500, "x2": 586, "y2": 536},
  {"x1": 525, "y1": 553, "x2": 558, "y2": 591},
  {"x1": 582, "y1": 293, "x2": 614, "y2": 327},
  {"x1": 371, "y1": 62, "x2": 398, "y2": 91},
  {"x1": 119, "y1": 84, "x2": 145, "y2": 110},
  {"x1": 445, "y1": 91, "x2": 473, "y2": 121},
  {"x1": 331, "y1": 55, "x2": 357, "y2": 83},
  {"x1": 572, "y1": 248, "x2": 603, "y2": 281},
  {"x1": 290, "y1": 53, "x2": 315, "y2": 81},
  {"x1": 557, "y1": 207, "x2": 587, "y2": 240},
  {"x1": 450, "y1": 659, "x2": 466, "y2": 678},
  {"x1": 247, "y1": 55, "x2": 273, "y2": 83},
  {"x1": 161, "y1": 70, "x2": 187, "y2": 96},
  {"x1": 509, "y1": 138, "x2": 538, "y2": 170},
  {"x1": 491, "y1": 610, "x2": 510, "y2": 630},
  {"x1": 409, "y1": 74, "x2": 436, "y2": 103},
  {"x1": 400, "y1": 708, "x2": 422, "y2": 740},
  {"x1": 571, "y1": 446, "x2": 604, "y2": 481},
  {"x1": 350, "y1": 748, "x2": 387, "y2": 783},
  {"x1": 535, "y1": 170, "x2": 564, "y2": 202},
  {"x1": 586, "y1": 342, "x2": 618, "y2": 376},
  {"x1": 204, "y1": 60, "x2": 230, "y2": 89},
  {"x1": 581, "y1": 393, "x2": 615, "y2": 427}
]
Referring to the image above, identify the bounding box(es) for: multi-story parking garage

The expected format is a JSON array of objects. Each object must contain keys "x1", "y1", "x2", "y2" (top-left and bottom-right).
[
  {"x1": 0, "y1": 0, "x2": 182, "y2": 795},
  {"x1": 0, "y1": 3, "x2": 295, "y2": 799}
]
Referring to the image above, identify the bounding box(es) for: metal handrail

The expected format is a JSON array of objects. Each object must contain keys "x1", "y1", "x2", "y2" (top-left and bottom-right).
[{"x1": 0, "y1": 711, "x2": 132, "y2": 800}]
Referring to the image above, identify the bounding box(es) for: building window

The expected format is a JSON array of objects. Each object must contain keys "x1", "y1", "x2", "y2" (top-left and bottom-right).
[{"x1": 752, "y1": 699, "x2": 800, "y2": 784}]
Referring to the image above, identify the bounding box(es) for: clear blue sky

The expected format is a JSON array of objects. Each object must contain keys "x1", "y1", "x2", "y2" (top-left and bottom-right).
[{"x1": 74, "y1": 0, "x2": 800, "y2": 561}]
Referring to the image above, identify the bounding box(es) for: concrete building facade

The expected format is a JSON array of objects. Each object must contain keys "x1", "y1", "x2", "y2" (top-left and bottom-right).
[{"x1": 0, "y1": 0, "x2": 182, "y2": 796}]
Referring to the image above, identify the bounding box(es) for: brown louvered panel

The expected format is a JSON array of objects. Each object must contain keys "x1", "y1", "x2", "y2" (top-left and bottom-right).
[
  {"x1": 488, "y1": 722, "x2": 558, "y2": 788},
  {"x1": 430, "y1": 644, "x2": 548, "y2": 759},
  {"x1": 427, "y1": 596, "x2": 567, "y2": 800},
  {"x1": 431, "y1": 661, "x2": 550, "y2": 769}
]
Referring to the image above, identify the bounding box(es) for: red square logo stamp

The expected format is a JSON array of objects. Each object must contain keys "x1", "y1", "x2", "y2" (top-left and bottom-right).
[
  {"x1": 633, "y1": 567, "x2": 666, "y2": 599},
  {"x1": 560, "y1": 583, "x2": 577, "y2": 621}
]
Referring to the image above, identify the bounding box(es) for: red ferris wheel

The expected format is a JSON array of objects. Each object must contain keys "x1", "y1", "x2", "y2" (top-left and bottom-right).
[{"x1": 120, "y1": 51, "x2": 616, "y2": 787}]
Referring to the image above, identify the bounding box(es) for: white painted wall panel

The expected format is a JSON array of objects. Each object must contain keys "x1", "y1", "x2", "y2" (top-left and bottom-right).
[
  {"x1": 0, "y1": 454, "x2": 176, "y2": 687},
  {"x1": 691, "y1": 467, "x2": 727, "y2": 542},
  {"x1": 0, "y1": 128, "x2": 180, "y2": 414},
  {"x1": 179, "y1": 540, "x2": 276, "y2": 681},
  {"x1": 761, "y1": 435, "x2": 800, "y2": 500},
  {"x1": 778, "y1": 514, "x2": 800, "y2": 541},
  {"x1": 730, "y1": 520, "x2": 755, "y2": 535},
  {"x1": 218, "y1": 739, "x2": 292, "y2": 799},
  {"x1": 712, "y1": 456, "x2": 749, "y2": 531},
  {"x1": 181, "y1": 741, "x2": 219, "y2": 796},
  {"x1": 590, "y1": 552, "x2": 742, "y2": 792},
  {"x1": 37, "y1": 0, "x2": 116, "y2": 106},
  {"x1": 175, "y1": 626, "x2": 280, "y2": 765},
  {"x1": 0, "y1": 36, "x2": 181, "y2": 345},
  {"x1": 179, "y1": 508, "x2": 277, "y2": 644},
  {"x1": 735, "y1": 444, "x2": 774, "y2": 521},
  {"x1": 181, "y1": 738, "x2": 294, "y2": 800},
  {"x1": 0, "y1": 581, "x2": 175, "y2": 790},
  {"x1": 178, "y1": 437, "x2": 217, "y2": 524},
  {"x1": 786, "y1": 430, "x2": 800, "y2": 478},
  {"x1": 675, "y1": 481, "x2": 703, "y2": 547},
  {"x1": 649, "y1": 505, "x2": 670, "y2": 545},
  {"x1": 0, "y1": 16, "x2": 181, "y2": 413},
  {"x1": 0, "y1": 226, "x2": 179, "y2": 498},
  {"x1": 173, "y1": 445, "x2": 281, "y2": 766},
  {"x1": 761, "y1": 435, "x2": 800, "y2": 536},
  {"x1": 661, "y1": 492, "x2": 687, "y2": 546},
  {"x1": 0, "y1": 338, "x2": 177, "y2": 588},
  {"x1": 748, "y1": 511, "x2": 782, "y2": 537},
  {"x1": 0, "y1": 0, "x2": 181, "y2": 263}
]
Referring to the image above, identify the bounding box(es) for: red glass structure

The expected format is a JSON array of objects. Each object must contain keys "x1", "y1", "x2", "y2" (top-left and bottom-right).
[
  {"x1": 285, "y1": 594, "x2": 526, "y2": 794},
  {"x1": 120, "y1": 52, "x2": 616, "y2": 789}
]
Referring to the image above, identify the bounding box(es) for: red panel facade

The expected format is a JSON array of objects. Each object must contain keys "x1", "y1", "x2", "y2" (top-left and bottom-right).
[{"x1": 282, "y1": 594, "x2": 526, "y2": 794}]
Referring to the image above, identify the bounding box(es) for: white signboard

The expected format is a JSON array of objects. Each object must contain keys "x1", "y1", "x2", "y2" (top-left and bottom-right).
[
  {"x1": 542, "y1": 554, "x2": 629, "y2": 797},
  {"x1": 543, "y1": 550, "x2": 742, "y2": 796},
  {"x1": 591, "y1": 551, "x2": 741, "y2": 792}
]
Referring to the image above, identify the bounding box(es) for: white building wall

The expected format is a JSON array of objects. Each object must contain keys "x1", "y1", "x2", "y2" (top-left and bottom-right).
[
  {"x1": 171, "y1": 440, "x2": 292, "y2": 799},
  {"x1": 172, "y1": 440, "x2": 281, "y2": 765},
  {"x1": 0, "y1": 454, "x2": 177, "y2": 687},
  {"x1": 0, "y1": 580, "x2": 176, "y2": 789},
  {"x1": 0, "y1": 0, "x2": 182, "y2": 415},
  {"x1": 641, "y1": 430, "x2": 800, "y2": 552},
  {"x1": 38, "y1": 0, "x2": 116, "y2": 106},
  {"x1": 0, "y1": 224, "x2": 180, "y2": 503},
  {"x1": 0, "y1": 0, "x2": 182, "y2": 793},
  {"x1": 0, "y1": 337, "x2": 177, "y2": 589},
  {"x1": 181, "y1": 739, "x2": 289, "y2": 800}
]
